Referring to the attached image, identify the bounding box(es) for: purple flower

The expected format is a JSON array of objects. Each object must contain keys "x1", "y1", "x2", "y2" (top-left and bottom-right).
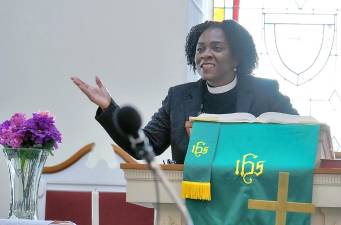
[
  {"x1": 11, "y1": 113, "x2": 26, "y2": 126},
  {"x1": 0, "y1": 111, "x2": 62, "y2": 150},
  {"x1": 0, "y1": 113, "x2": 26, "y2": 148}
]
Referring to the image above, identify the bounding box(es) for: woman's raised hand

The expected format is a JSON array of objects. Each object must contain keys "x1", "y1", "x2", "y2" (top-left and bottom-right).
[{"x1": 71, "y1": 76, "x2": 112, "y2": 110}]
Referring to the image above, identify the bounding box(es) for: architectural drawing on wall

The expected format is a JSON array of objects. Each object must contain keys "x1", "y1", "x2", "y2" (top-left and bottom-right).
[
  {"x1": 329, "y1": 89, "x2": 341, "y2": 110},
  {"x1": 307, "y1": 89, "x2": 341, "y2": 152},
  {"x1": 307, "y1": 90, "x2": 341, "y2": 113},
  {"x1": 294, "y1": 0, "x2": 308, "y2": 10},
  {"x1": 263, "y1": 12, "x2": 336, "y2": 86}
]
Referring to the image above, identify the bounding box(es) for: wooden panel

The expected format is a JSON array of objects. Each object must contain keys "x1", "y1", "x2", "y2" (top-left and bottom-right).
[
  {"x1": 99, "y1": 192, "x2": 153, "y2": 225},
  {"x1": 45, "y1": 191, "x2": 92, "y2": 225}
]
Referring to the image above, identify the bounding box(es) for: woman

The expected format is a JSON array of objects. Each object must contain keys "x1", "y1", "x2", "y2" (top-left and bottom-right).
[{"x1": 71, "y1": 20, "x2": 297, "y2": 164}]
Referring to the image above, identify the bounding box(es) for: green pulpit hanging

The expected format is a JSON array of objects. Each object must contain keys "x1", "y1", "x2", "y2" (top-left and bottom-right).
[{"x1": 182, "y1": 113, "x2": 320, "y2": 225}]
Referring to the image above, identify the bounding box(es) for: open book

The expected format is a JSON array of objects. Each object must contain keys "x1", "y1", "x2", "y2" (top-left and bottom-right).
[
  {"x1": 190, "y1": 112, "x2": 318, "y2": 124},
  {"x1": 189, "y1": 112, "x2": 335, "y2": 165},
  {"x1": 318, "y1": 124, "x2": 335, "y2": 161}
]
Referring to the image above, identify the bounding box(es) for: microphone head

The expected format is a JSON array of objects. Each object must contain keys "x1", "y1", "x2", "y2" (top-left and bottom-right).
[{"x1": 115, "y1": 106, "x2": 142, "y2": 137}]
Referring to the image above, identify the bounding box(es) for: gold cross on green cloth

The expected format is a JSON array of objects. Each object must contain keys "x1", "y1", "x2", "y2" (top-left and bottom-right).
[{"x1": 248, "y1": 172, "x2": 315, "y2": 225}]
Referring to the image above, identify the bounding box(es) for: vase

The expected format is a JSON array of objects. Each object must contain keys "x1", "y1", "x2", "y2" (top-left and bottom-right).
[{"x1": 3, "y1": 148, "x2": 48, "y2": 220}]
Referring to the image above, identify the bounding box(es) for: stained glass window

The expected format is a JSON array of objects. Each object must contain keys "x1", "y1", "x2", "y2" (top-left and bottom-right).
[
  {"x1": 210, "y1": 0, "x2": 341, "y2": 152},
  {"x1": 213, "y1": 0, "x2": 234, "y2": 21}
]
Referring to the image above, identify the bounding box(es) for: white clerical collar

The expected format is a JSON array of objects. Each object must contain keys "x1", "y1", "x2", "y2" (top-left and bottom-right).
[{"x1": 206, "y1": 76, "x2": 237, "y2": 94}]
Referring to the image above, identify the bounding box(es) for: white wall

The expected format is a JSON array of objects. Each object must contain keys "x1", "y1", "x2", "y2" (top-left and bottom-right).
[{"x1": 0, "y1": 0, "x2": 193, "y2": 218}]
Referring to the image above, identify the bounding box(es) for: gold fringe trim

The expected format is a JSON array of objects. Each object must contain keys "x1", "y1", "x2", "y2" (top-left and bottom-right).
[{"x1": 181, "y1": 181, "x2": 211, "y2": 201}]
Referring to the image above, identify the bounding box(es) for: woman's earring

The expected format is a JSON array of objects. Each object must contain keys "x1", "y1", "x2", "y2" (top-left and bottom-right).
[{"x1": 233, "y1": 66, "x2": 237, "y2": 72}]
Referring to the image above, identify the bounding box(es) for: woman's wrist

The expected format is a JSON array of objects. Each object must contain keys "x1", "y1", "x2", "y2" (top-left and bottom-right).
[{"x1": 99, "y1": 99, "x2": 111, "y2": 111}]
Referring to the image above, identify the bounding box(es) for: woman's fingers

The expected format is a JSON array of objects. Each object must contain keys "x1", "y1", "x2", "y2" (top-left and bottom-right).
[
  {"x1": 95, "y1": 76, "x2": 104, "y2": 88},
  {"x1": 71, "y1": 76, "x2": 91, "y2": 95},
  {"x1": 71, "y1": 76, "x2": 87, "y2": 88},
  {"x1": 71, "y1": 76, "x2": 111, "y2": 109}
]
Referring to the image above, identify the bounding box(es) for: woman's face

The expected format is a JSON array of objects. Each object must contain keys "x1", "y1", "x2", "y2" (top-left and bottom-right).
[{"x1": 195, "y1": 27, "x2": 237, "y2": 86}]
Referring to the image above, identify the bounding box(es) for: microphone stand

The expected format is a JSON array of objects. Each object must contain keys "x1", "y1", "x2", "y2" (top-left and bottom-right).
[{"x1": 129, "y1": 131, "x2": 194, "y2": 225}]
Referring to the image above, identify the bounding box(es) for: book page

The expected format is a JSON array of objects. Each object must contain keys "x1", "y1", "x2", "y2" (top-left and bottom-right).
[
  {"x1": 190, "y1": 113, "x2": 256, "y2": 122},
  {"x1": 190, "y1": 112, "x2": 318, "y2": 124},
  {"x1": 319, "y1": 123, "x2": 335, "y2": 159},
  {"x1": 256, "y1": 112, "x2": 319, "y2": 124}
]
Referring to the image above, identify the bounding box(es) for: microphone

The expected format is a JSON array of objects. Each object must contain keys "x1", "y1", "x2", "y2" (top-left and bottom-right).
[
  {"x1": 115, "y1": 105, "x2": 142, "y2": 138},
  {"x1": 114, "y1": 106, "x2": 155, "y2": 162},
  {"x1": 114, "y1": 107, "x2": 193, "y2": 225}
]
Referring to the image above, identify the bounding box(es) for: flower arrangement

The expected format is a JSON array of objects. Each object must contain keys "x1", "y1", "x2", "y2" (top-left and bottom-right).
[
  {"x1": 0, "y1": 112, "x2": 62, "y2": 153},
  {"x1": 1, "y1": 111, "x2": 62, "y2": 219}
]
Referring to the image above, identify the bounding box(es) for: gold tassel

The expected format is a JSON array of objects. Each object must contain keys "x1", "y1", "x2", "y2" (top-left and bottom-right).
[{"x1": 181, "y1": 180, "x2": 211, "y2": 201}]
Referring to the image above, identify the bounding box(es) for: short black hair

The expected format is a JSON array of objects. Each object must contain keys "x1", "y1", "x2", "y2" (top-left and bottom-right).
[{"x1": 185, "y1": 20, "x2": 258, "y2": 76}]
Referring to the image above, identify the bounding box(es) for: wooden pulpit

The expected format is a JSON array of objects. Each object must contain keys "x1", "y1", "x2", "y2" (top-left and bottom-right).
[
  {"x1": 119, "y1": 160, "x2": 341, "y2": 225},
  {"x1": 114, "y1": 116, "x2": 341, "y2": 225}
]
